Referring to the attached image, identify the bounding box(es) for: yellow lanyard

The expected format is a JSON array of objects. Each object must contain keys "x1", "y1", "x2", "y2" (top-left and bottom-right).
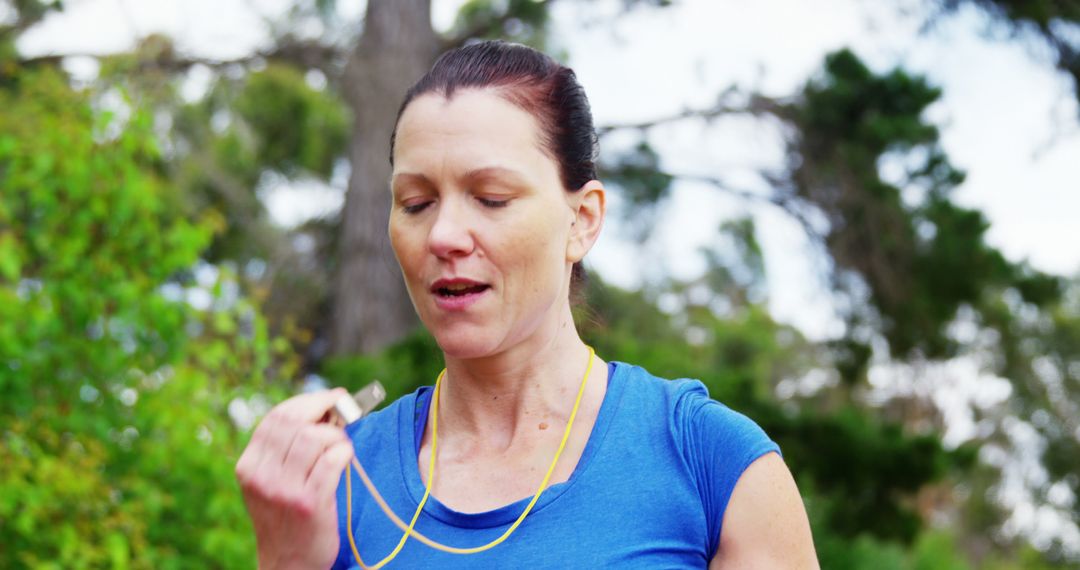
[{"x1": 344, "y1": 346, "x2": 596, "y2": 569}]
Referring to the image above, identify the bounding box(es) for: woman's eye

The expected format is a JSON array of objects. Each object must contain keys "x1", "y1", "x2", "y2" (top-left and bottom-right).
[
  {"x1": 478, "y1": 197, "x2": 509, "y2": 209},
  {"x1": 402, "y1": 202, "x2": 431, "y2": 214}
]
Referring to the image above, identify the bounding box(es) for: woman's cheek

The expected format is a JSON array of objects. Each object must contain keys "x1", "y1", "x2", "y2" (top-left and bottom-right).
[
  {"x1": 391, "y1": 221, "x2": 424, "y2": 264},
  {"x1": 519, "y1": 228, "x2": 563, "y2": 297}
]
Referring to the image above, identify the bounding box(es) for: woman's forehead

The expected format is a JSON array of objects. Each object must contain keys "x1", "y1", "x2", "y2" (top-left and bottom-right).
[{"x1": 393, "y1": 90, "x2": 551, "y2": 172}]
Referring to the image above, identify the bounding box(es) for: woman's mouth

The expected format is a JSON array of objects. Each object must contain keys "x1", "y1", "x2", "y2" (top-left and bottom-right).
[
  {"x1": 431, "y1": 279, "x2": 491, "y2": 311},
  {"x1": 436, "y1": 283, "x2": 491, "y2": 297}
]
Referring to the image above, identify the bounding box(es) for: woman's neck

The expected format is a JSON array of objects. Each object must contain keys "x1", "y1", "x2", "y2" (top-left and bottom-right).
[{"x1": 435, "y1": 304, "x2": 601, "y2": 452}]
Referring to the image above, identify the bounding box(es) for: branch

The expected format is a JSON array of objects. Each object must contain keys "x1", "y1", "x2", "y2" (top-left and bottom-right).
[
  {"x1": 18, "y1": 39, "x2": 346, "y2": 78},
  {"x1": 669, "y1": 171, "x2": 827, "y2": 248},
  {"x1": 596, "y1": 93, "x2": 789, "y2": 136},
  {"x1": 267, "y1": 38, "x2": 347, "y2": 74},
  {"x1": 19, "y1": 52, "x2": 248, "y2": 72},
  {"x1": 0, "y1": 0, "x2": 64, "y2": 43}
]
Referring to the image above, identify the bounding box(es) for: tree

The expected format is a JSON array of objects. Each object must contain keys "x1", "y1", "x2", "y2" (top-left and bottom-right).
[
  {"x1": 0, "y1": 57, "x2": 299, "y2": 564},
  {"x1": 332, "y1": 0, "x2": 438, "y2": 354}
]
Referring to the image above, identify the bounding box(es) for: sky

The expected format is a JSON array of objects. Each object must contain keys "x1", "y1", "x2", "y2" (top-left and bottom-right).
[{"x1": 14, "y1": 0, "x2": 1080, "y2": 550}]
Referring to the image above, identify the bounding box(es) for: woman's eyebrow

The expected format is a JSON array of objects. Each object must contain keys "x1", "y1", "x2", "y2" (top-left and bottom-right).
[{"x1": 391, "y1": 172, "x2": 435, "y2": 193}]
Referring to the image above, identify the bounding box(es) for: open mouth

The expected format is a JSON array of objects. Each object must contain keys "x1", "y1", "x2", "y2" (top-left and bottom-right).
[{"x1": 436, "y1": 283, "x2": 491, "y2": 297}]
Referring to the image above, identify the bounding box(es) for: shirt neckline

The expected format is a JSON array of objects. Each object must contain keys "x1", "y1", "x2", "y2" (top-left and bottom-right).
[{"x1": 395, "y1": 361, "x2": 626, "y2": 529}]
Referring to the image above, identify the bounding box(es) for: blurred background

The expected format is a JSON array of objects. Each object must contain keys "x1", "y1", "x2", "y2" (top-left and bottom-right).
[{"x1": 2, "y1": 0, "x2": 1079, "y2": 567}]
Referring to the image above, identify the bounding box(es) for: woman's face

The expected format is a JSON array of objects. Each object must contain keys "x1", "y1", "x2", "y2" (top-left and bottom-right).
[{"x1": 389, "y1": 89, "x2": 585, "y2": 359}]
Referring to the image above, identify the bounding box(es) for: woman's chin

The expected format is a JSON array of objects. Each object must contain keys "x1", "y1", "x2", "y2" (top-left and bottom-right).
[{"x1": 431, "y1": 330, "x2": 503, "y2": 360}]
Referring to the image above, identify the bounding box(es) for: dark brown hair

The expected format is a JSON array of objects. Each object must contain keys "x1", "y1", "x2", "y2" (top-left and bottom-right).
[{"x1": 390, "y1": 40, "x2": 598, "y2": 293}]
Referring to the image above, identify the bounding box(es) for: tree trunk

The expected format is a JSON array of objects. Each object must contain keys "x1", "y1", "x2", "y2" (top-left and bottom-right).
[{"x1": 333, "y1": 0, "x2": 439, "y2": 355}]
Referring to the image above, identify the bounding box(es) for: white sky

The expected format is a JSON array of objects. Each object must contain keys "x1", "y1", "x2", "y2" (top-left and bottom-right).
[{"x1": 14, "y1": 0, "x2": 1080, "y2": 552}]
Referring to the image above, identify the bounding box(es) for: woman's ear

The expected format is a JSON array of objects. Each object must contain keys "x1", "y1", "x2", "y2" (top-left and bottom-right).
[{"x1": 566, "y1": 179, "x2": 606, "y2": 263}]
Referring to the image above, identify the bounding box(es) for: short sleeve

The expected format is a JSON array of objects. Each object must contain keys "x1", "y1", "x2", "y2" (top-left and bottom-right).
[{"x1": 671, "y1": 381, "x2": 780, "y2": 557}]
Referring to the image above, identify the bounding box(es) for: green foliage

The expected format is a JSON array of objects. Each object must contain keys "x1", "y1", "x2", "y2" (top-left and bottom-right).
[
  {"x1": 1, "y1": 0, "x2": 64, "y2": 42},
  {"x1": 985, "y1": 543, "x2": 1080, "y2": 570},
  {"x1": 598, "y1": 141, "x2": 675, "y2": 240},
  {"x1": 814, "y1": 528, "x2": 974, "y2": 570},
  {"x1": 0, "y1": 67, "x2": 290, "y2": 567},
  {"x1": 796, "y1": 48, "x2": 947, "y2": 357},
  {"x1": 793, "y1": 48, "x2": 1059, "y2": 359},
  {"x1": 802, "y1": 50, "x2": 942, "y2": 153},
  {"x1": 602, "y1": 141, "x2": 675, "y2": 206},
  {"x1": 0, "y1": 67, "x2": 211, "y2": 411},
  {"x1": 162, "y1": 61, "x2": 349, "y2": 266},
  {"x1": 980, "y1": 274, "x2": 1080, "y2": 544},
  {"x1": 1, "y1": 417, "x2": 150, "y2": 568},
  {"x1": 763, "y1": 404, "x2": 974, "y2": 542},
  {"x1": 452, "y1": 0, "x2": 552, "y2": 47},
  {"x1": 314, "y1": 0, "x2": 337, "y2": 22},
  {"x1": 234, "y1": 64, "x2": 350, "y2": 178},
  {"x1": 969, "y1": 0, "x2": 1080, "y2": 25},
  {"x1": 789, "y1": 52, "x2": 1079, "y2": 563}
]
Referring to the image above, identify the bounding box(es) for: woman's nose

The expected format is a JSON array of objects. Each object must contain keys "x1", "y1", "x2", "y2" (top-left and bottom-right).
[{"x1": 428, "y1": 198, "x2": 475, "y2": 259}]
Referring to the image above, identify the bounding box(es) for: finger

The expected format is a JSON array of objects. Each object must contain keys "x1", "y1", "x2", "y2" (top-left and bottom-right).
[
  {"x1": 242, "y1": 426, "x2": 344, "y2": 517},
  {"x1": 236, "y1": 415, "x2": 281, "y2": 489},
  {"x1": 305, "y1": 439, "x2": 356, "y2": 502},
  {"x1": 272, "y1": 388, "x2": 351, "y2": 424},
  {"x1": 252, "y1": 388, "x2": 350, "y2": 476},
  {"x1": 281, "y1": 423, "x2": 351, "y2": 488}
]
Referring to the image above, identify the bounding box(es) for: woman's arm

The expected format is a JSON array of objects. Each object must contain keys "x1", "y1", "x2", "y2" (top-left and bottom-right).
[{"x1": 709, "y1": 452, "x2": 819, "y2": 569}]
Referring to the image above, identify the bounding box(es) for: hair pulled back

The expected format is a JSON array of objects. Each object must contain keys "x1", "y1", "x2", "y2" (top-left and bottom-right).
[{"x1": 390, "y1": 40, "x2": 599, "y2": 292}]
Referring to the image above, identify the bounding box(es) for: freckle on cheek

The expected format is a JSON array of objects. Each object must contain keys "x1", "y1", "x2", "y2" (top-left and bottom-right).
[{"x1": 538, "y1": 422, "x2": 548, "y2": 430}]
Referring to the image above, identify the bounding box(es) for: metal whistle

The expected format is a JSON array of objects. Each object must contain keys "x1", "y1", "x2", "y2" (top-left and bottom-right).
[{"x1": 332, "y1": 381, "x2": 387, "y2": 426}]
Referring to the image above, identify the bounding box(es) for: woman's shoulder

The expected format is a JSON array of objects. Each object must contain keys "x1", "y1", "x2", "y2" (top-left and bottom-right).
[
  {"x1": 613, "y1": 362, "x2": 752, "y2": 420},
  {"x1": 610, "y1": 360, "x2": 708, "y2": 403},
  {"x1": 611, "y1": 360, "x2": 777, "y2": 459}
]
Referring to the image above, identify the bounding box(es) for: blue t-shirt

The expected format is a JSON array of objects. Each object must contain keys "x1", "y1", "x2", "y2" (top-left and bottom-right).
[{"x1": 332, "y1": 362, "x2": 779, "y2": 569}]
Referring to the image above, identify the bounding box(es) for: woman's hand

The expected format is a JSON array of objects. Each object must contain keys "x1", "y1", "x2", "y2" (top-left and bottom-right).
[{"x1": 235, "y1": 388, "x2": 356, "y2": 570}]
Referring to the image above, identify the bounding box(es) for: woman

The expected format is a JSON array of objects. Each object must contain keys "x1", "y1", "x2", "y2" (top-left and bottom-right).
[{"x1": 236, "y1": 41, "x2": 818, "y2": 569}]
